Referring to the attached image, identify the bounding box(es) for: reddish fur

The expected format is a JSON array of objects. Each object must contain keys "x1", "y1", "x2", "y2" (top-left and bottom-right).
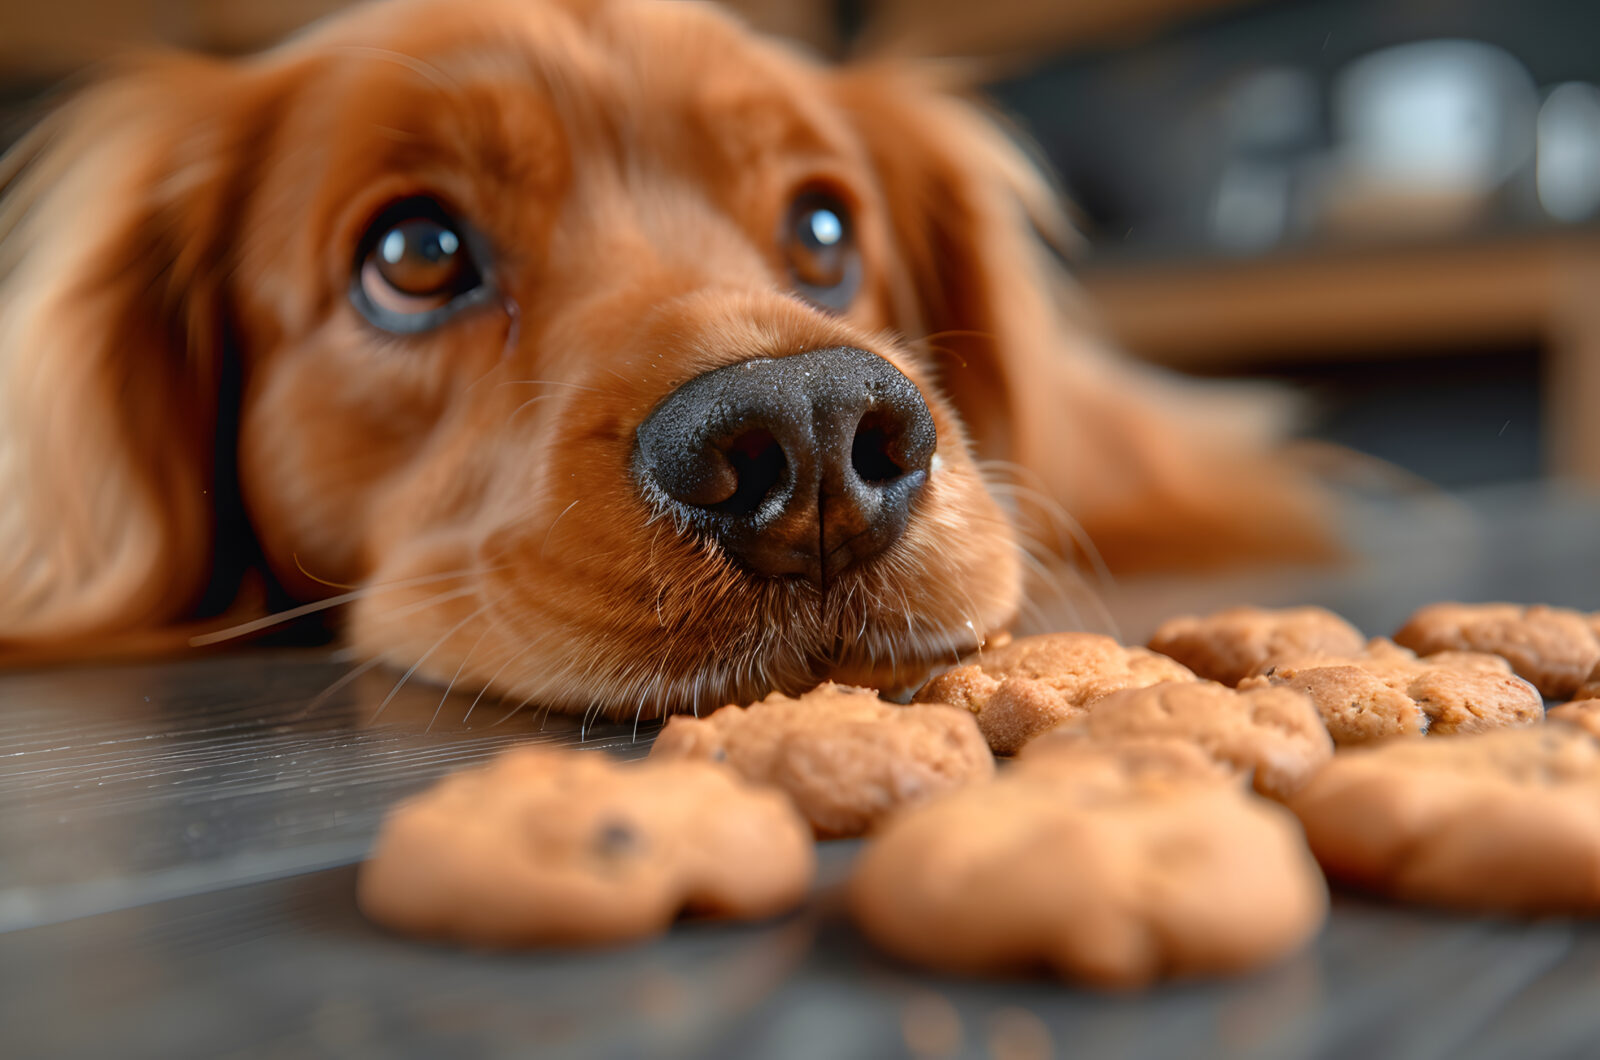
[{"x1": 0, "y1": 0, "x2": 1334, "y2": 714}]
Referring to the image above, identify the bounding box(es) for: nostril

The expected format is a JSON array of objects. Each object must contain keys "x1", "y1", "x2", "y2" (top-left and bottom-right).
[
  {"x1": 720, "y1": 429, "x2": 786, "y2": 516},
  {"x1": 851, "y1": 412, "x2": 908, "y2": 485}
]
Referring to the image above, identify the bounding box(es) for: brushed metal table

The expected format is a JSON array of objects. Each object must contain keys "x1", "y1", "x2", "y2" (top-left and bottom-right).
[{"x1": 5, "y1": 483, "x2": 1600, "y2": 1060}]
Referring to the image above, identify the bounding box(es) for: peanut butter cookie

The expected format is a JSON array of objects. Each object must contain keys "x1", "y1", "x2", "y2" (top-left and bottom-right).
[
  {"x1": 649, "y1": 683, "x2": 993, "y2": 837},
  {"x1": 1147, "y1": 606, "x2": 1366, "y2": 686},
  {"x1": 851, "y1": 750, "x2": 1327, "y2": 988},
  {"x1": 1021, "y1": 680, "x2": 1332, "y2": 799},
  {"x1": 1288, "y1": 726, "x2": 1600, "y2": 915},
  {"x1": 1394, "y1": 602, "x2": 1600, "y2": 700},
  {"x1": 914, "y1": 632, "x2": 1196, "y2": 754},
  {"x1": 1240, "y1": 640, "x2": 1541, "y2": 746}
]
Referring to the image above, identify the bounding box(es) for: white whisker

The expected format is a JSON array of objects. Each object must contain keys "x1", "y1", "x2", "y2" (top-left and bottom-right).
[
  {"x1": 489, "y1": 689, "x2": 540, "y2": 729},
  {"x1": 329, "y1": 45, "x2": 463, "y2": 94},
  {"x1": 428, "y1": 623, "x2": 495, "y2": 732},
  {"x1": 292, "y1": 653, "x2": 388, "y2": 720},
  {"x1": 541, "y1": 498, "x2": 582, "y2": 558},
  {"x1": 977, "y1": 459, "x2": 1116, "y2": 591},
  {"x1": 188, "y1": 566, "x2": 493, "y2": 646},
  {"x1": 495, "y1": 377, "x2": 603, "y2": 393},
  {"x1": 382, "y1": 584, "x2": 481, "y2": 623},
  {"x1": 368, "y1": 603, "x2": 489, "y2": 725},
  {"x1": 462, "y1": 643, "x2": 530, "y2": 727}
]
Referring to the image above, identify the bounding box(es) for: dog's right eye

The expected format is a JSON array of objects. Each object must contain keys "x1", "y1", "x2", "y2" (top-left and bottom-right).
[{"x1": 351, "y1": 198, "x2": 491, "y2": 334}]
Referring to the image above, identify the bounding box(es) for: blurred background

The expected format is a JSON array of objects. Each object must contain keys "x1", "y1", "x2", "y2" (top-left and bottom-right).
[{"x1": 4, "y1": 0, "x2": 1598, "y2": 492}]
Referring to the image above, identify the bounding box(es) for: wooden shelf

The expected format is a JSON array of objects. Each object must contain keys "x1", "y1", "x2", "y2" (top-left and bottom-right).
[{"x1": 1077, "y1": 231, "x2": 1600, "y2": 482}]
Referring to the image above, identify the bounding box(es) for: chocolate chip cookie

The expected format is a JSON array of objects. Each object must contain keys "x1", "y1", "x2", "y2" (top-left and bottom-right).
[{"x1": 359, "y1": 747, "x2": 814, "y2": 946}]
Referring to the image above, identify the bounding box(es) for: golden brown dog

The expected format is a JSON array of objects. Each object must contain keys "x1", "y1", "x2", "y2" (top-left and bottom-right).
[{"x1": 0, "y1": 0, "x2": 1331, "y2": 717}]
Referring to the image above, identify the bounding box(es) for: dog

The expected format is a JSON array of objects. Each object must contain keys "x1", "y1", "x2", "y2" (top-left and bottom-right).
[{"x1": 0, "y1": 0, "x2": 1333, "y2": 718}]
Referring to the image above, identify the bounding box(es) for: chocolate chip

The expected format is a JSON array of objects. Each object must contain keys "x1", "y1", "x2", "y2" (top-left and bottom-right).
[{"x1": 594, "y1": 819, "x2": 642, "y2": 858}]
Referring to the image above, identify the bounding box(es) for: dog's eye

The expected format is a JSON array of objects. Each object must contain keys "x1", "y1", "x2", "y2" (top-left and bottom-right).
[
  {"x1": 375, "y1": 219, "x2": 467, "y2": 297},
  {"x1": 782, "y1": 189, "x2": 860, "y2": 312},
  {"x1": 351, "y1": 198, "x2": 490, "y2": 334}
]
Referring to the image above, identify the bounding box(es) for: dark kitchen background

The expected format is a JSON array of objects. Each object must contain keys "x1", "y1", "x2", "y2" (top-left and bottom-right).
[{"x1": 5, "y1": 0, "x2": 1598, "y2": 492}]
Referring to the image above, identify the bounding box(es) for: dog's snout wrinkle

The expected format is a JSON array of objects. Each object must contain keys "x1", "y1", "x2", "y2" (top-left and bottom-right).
[{"x1": 634, "y1": 347, "x2": 934, "y2": 586}]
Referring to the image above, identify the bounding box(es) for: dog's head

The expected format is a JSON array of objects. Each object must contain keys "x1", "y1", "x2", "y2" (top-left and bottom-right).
[
  {"x1": 0, "y1": 0, "x2": 1340, "y2": 711},
  {"x1": 0, "y1": 0, "x2": 1084, "y2": 713}
]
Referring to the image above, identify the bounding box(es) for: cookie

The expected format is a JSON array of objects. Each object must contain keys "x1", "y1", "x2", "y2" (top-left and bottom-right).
[
  {"x1": 1548, "y1": 699, "x2": 1600, "y2": 738},
  {"x1": 1288, "y1": 726, "x2": 1600, "y2": 915},
  {"x1": 1013, "y1": 733, "x2": 1241, "y2": 788},
  {"x1": 1147, "y1": 606, "x2": 1366, "y2": 686},
  {"x1": 1354, "y1": 635, "x2": 1520, "y2": 674},
  {"x1": 1239, "y1": 640, "x2": 1541, "y2": 746},
  {"x1": 850, "y1": 751, "x2": 1327, "y2": 989},
  {"x1": 914, "y1": 632, "x2": 1197, "y2": 754},
  {"x1": 358, "y1": 748, "x2": 814, "y2": 946},
  {"x1": 1393, "y1": 602, "x2": 1600, "y2": 700},
  {"x1": 1579, "y1": 662, "x2": 1600, "y2": 702},
  {"x1": 648, "y1": 683, "x2": 993, "y2": 837},
  {"x1": 1020, "y1": 680, "x2": 1333, "y2": 800}
]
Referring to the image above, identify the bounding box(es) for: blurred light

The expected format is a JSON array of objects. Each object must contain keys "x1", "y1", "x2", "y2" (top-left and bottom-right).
[
  {"x1": 1536, "y1": 82, "x2": 1600, "y2": 223},
  {"x1": 1334, "y1": 40, "x2": 1537, "y2": 192},
  {"x1": 809, "y1": 208, "x2": 843, "y2": 246}
]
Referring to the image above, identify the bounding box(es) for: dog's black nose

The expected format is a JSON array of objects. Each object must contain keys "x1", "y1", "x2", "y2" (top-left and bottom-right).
[{"x1": 634, "y1": 346, "x2": 936, "y2": 586}]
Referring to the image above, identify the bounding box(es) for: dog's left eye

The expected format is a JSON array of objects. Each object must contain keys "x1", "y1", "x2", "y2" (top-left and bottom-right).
[
  {"x1": 782, "y1": 190, "x2": 860, "y2": 312},
  {"x1": 351, "y1": 198, "x2": 490, "y2": 334}
]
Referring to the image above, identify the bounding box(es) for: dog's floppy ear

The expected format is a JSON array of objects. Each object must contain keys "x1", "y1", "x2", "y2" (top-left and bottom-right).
[
  {"x1": 0, "y1": 57, "x2": 273, "y2": 647},
  {"x1": 836, "y1": 66, "x2": 1336, "y2": 572}
]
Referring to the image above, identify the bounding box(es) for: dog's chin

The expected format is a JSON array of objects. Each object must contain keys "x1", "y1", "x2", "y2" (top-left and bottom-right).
[
  {"x1": 349, "y1": 498, "x2": 1022, "y2": 722},
  {"x1": 540, "y1": 611, "x2": 999, "y2": 721},
  {"x1": 527, "y1": 582, "x2": 1011, "y2": 720},
  {"x1": 351, "y1": 599, "x2": 1006, "y2": 723},
  {"x1": 822, "y1": 641, "x2": 981, "y2": 704}
]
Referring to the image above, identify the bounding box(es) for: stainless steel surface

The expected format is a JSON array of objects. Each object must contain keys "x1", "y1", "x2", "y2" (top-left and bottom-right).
[{"x1": 4, "y1": 482, "x2": 1600, "y2": 1060}]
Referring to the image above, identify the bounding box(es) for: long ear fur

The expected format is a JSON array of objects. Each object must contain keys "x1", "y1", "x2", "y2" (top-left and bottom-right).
[
  {"x1": 836, "y1": 65, "x2": 1337, "y2": 572},
  {"x1": 0, "y1": 57, "x2": 269, "y2": 648}
]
